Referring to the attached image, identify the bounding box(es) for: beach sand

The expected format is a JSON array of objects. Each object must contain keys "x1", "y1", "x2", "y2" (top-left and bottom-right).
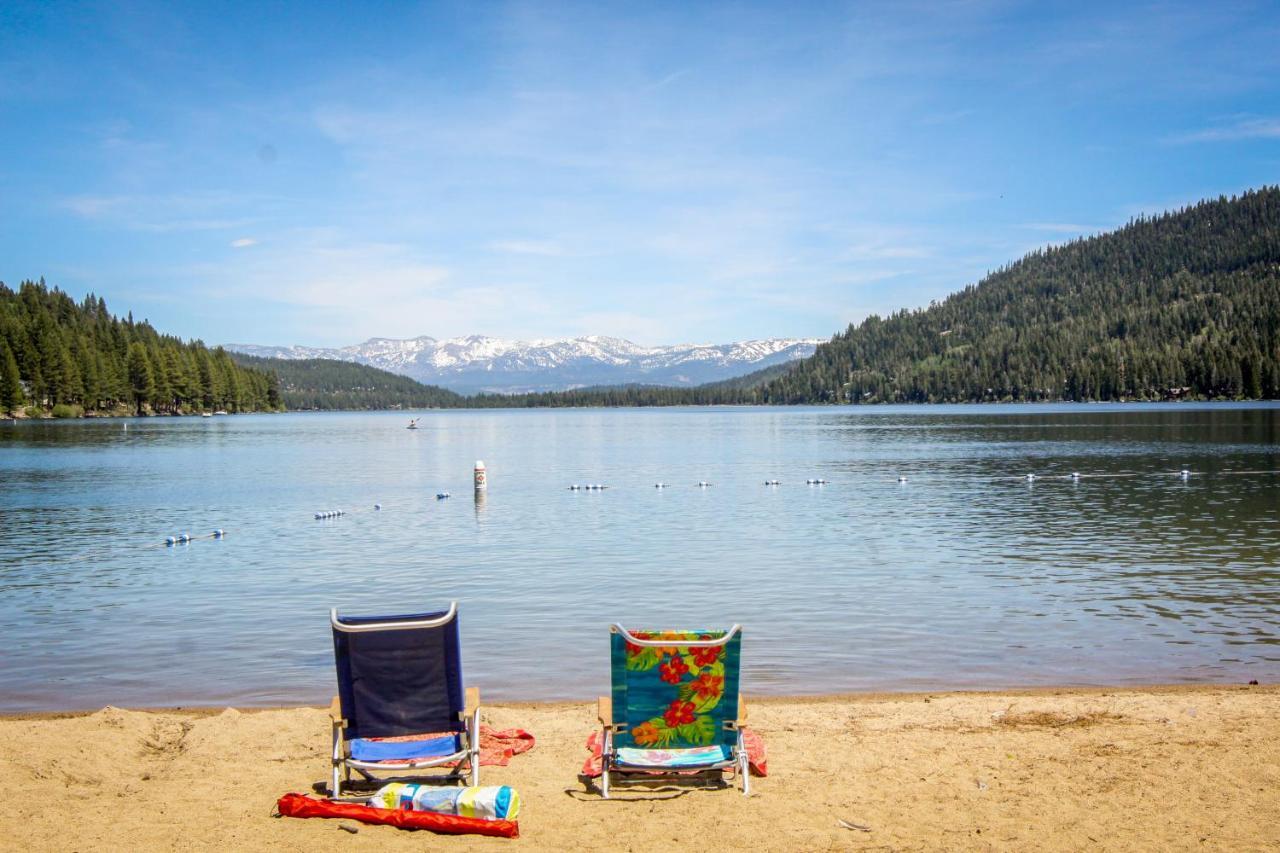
[{"x1": 3, "y1": 685, "x2": 1277, "y2": 851}]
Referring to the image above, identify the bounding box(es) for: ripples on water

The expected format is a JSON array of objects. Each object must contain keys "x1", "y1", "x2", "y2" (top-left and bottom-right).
[{"x1": 0, "y1": 403, "x2": 1277, "y2": 711}]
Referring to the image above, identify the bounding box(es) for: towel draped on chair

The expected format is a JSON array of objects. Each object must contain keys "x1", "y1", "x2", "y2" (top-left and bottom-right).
[
  {"x1": 582, "y1": 727, "x2": 767, "y2": 778},
  {"x1": 350, "y1": 726, "x2": 535, "y2": 767}
]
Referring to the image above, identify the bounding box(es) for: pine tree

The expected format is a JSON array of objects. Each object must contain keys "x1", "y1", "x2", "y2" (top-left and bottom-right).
[
  {"x1": 127, "y1": 342, "x2": 155, "y2": 415},
  {"x1": 0, "y1": 340, "x2": 22, "y2": 414}
]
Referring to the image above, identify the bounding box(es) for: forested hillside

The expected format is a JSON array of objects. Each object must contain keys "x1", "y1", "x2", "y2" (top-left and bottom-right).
[
  {"x1": 0, "y1": 280, "x2": 280, "y2": 416},
  {"x1": 228, "y1": 353, "x2": 464, "y2": 410},
  {"x1": 8, "y1": 187, "x2": 1277, "y2": 415},
  {"x1": 758, "y1": 187, "x2": 1280, "y2": 403}
]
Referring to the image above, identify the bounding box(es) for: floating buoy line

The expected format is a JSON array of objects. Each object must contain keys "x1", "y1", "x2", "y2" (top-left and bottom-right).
[
  {"x1": 164, "y1": 529, "x2": 225, "y2": 546},
  {"x1": 35, "y1": 465, "x2": 1280, "y2": 568},
  {"x1": 565, "y1": 468, "x2": 1280, "y2": 492}
]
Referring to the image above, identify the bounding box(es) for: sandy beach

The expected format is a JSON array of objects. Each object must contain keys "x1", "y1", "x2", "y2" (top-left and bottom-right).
[{"x1": 3, "y1": 685, "x2": 1277, "y2": 852}]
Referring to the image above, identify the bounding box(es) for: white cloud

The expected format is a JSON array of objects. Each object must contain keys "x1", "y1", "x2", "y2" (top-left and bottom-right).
[
  {"x1": 230, "y1": 237, "x2": 258, "y2": 248},
  {"x1": 1168, "y1": 116, "x2": 1280, "y2": 143},
  {"x1": 61, "y1": 192, "x2": 259, "y2": 232},
  {"x1": 489, "y1": 239, "x2": 567, "y2": 257},
  {"x1": 1018, "y1": 223, "x2": 1095, "y2": 234}
]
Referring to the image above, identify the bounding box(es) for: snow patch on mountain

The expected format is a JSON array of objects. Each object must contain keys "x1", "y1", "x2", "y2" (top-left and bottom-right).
[{"x1": 225, "y1": 334, "x2": 821, "y2": 393}]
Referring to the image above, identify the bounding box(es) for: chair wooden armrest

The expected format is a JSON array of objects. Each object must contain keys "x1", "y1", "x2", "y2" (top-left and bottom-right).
[
  {"x1": 597, "y1": 696, "x2": 614, "y2": 729},
  {"x1": 464, "y1": 686, "x2": 481, "y2": 717},
  {"x1": 329, "y1": 696, "x2": 345, "y2": 726},
  {"x1": 735, "y1": 693, "x2": 748, "y2": 726}
]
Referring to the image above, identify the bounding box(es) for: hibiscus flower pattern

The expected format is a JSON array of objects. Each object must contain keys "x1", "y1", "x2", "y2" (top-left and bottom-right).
[
  {"x1": 631, "y1": 720, "x2": 661, "y2": 747},
  {"x1": 620, "y1": 629, "x2": 730, "y2": 748},
  {"x1": 691, "y1": 644, "x2": 721, "y2": 668},
  {"x1": 690, "y1": 671, "x2": 724, "y2": 700},
  {"x1": 658, "y1": 656, "x2": 689, "y2": 684},
  {"x1": 663, "y1": 700, "x2": 696, "y2": 728}
]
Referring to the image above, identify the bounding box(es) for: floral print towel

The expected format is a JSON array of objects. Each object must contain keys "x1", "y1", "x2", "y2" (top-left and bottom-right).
[{"x1": 581, "y1": 727, "x2": 768, "y2": 777}]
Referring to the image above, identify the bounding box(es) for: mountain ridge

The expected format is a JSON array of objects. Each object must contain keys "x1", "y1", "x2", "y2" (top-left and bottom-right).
[{"x1": 224, "y1": 334, "x2": 821, "y2": 393}]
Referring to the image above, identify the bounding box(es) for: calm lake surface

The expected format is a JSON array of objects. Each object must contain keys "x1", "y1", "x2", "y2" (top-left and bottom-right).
[{"x1": 1, "y1": 404, "x2": 1278, "y2": 712}]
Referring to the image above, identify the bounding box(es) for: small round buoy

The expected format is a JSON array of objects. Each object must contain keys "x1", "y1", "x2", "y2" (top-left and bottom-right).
[
  {"x1": 212, "y1": 529, "x2": 224, "y2": 538},
  {"x1": 1025, "y1": 474, "x2": 1036, "y2": 482},
  {"x1": 374, "y1": 503, "x2": 382, "y2": 510},
  {"x1": 1180, "y1": 468, "x2": 1191, "y2": 479},
  {"x1": 165, "y1": 536, "x2": 176, "y2": 546},
  {"x1": 1071, "y1": 472, "x2": 1080, "y2": 480},
  {"x1": 898, "y1": 476, "x2": 907, "y2": 483},
  {"x1": 654, "y1": 483, "x2": 667, "y2": 488},
  {"x1": 178, "y1": 533, "x2": 190, "y2": 543},
  {"x1": 437, "y1": 492, "x2": 451, "y2": 500},
  {"x1": 697, "y1": 481, "x2": 711, "y2": 487}
]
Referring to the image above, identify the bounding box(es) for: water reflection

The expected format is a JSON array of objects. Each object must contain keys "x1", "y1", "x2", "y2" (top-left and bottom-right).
[{"x1": 0, "y1": 403, "x2": 1277, "y2": 711}]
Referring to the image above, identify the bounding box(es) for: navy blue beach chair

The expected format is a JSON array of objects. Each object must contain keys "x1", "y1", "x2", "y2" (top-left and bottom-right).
[{"x1": 329, "y1": 603, "x2": 480, "y2": 796}]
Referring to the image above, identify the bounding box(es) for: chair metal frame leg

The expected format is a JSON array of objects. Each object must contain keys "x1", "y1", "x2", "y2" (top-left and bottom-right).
[
  {"x1": 330, "y1": 720, "x2": 344, "y2": 797},
  {"x1": 467, "y1": 704, "x2": 481, "y2": 787},
  {"x1": 600, "y1": 729, "x2": 612, "y2": 798}
]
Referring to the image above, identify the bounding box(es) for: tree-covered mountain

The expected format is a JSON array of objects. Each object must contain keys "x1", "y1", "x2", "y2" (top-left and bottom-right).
[
  {"x1": 198, "y1": 185, "x2": 1280, "y2": 411},
  {"x1": 0, "y1": 280, "x2": 280, "y2": 417},
  {"x1": 228, "y1": 352, "x2": 464, "y2": 410},
  {"x1": 757, "y1": 187, "x2": 1280, "y2": 404},
  {"x1": 7, "y1": 187, "x2": 1277, "y2": 415}
]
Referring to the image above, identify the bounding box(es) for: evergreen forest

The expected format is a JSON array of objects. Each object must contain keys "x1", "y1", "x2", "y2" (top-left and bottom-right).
[
  {"x1": 0, "y1": 281, "x2": 280, "y2": 416},
  {"x1": 5, "y1": 187, "x2": 1277, "y2": 415}
]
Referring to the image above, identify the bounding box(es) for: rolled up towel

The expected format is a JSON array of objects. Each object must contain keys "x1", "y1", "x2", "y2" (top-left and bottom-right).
[{"x1": 368, "y1": 783, "x2": 520, "y2": 821}]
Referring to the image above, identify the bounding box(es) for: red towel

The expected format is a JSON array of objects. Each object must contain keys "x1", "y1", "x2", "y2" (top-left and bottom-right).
[
  {"x1": 478, "y1": 725, "x2": 535, "y2": 766},
  {"x1": 275, "y1": 792, "x2": 519, "y2": 838},
  {"x1": 358, "y1": 725, "x2": 534, "y2": 768},
  {"x1": 581, "y1": 728, "x2": 767, "y2": 778}
]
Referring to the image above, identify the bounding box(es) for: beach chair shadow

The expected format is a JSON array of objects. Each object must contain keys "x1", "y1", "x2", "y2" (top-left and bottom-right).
[
  {"x1": 595, "y1": 624, "x2": 750, "y2": 798},
  {"x1": 326, "y1": 603, "x2": 480, "y2": 797}
]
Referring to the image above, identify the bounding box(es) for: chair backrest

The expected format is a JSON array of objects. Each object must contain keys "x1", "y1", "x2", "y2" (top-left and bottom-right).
[
  {"x1": 609, "y1": 625, "x2": 741, "y2": 750},
  {"x1": 331, "y1": 604, "x2": 465, "y2": 741}
]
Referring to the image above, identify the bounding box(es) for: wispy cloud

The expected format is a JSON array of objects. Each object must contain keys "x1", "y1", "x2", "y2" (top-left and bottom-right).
[
  {"x1": 1018, "y1": 223, "x2": 1096, "y2": 234},
  {"x1": 61, "y1": 192, "x2": 259, "y2": 232},
  {"x1": 489, "y1": 239, "x2": 568, "y2": 257},
  {"x1": 9, "y1": 2, "x2": 1280, "y2": 347},
  {"x1": 1168, "y1": 116, "x2": 1280, "y2": 143}
]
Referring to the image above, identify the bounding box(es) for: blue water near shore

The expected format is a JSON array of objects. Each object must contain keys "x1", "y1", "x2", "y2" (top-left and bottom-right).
[{"x1": 1, "y1": 403, "x2": 1278, "y2": 712}]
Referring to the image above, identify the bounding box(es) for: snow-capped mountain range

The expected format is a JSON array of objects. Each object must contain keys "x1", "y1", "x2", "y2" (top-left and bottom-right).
[{"x1": 224, "y1": 335, "x2": 822, "y2": 394}]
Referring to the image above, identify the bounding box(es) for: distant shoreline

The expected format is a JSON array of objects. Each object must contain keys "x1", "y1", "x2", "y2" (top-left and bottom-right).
[{"x1": 7, "y1": 397, "x2": 1279, "y2": 420}]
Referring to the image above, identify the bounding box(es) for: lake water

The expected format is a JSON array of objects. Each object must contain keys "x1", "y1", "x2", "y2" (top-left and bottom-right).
[{"x1": 1, "y1": 404, "x2": 1278, "y2": 712}]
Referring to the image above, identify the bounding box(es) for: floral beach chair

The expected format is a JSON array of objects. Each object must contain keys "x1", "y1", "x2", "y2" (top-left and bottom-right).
[
  {"x1": 596, "y1": 624, "x2": 749, "y2": 797},
  {"x1": 328, "y1": 603, "x2": 481, "y2": 796}
]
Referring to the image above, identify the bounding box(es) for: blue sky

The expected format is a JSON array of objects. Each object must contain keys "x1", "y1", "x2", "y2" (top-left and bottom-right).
[{"x1": 1, "y1": 1, "x2": 1278, "y2": 347}]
